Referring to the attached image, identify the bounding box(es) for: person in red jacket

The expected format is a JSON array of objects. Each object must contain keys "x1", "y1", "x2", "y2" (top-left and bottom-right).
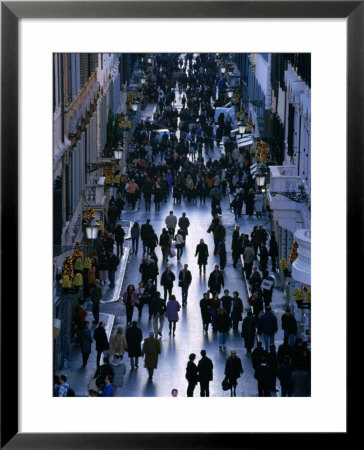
[{"x1": 123, "y1": 284, "x2": 137, "y2": 326}]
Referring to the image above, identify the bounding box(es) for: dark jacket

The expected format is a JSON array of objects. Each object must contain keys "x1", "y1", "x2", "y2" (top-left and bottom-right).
[
  {"x1": 277, "y1": 343, "x2": 293, "y2": 365},
  {"x1": 197, "y1": 356, "x2": 213, "y2": 382},
  {"x1": 149, "y1": 296, "x2": 166, "y2": 316},
  {"x1": 289, "y1": 370, "x2": 310, "y2": 397},
  {"x1": 161, "y1": 270, "x2": 175, "y2": 288},
  {"x1": 93, "y1": 326, "x2": 109, "y2": 351},
  {"x1": 179, "y1": 269, "x2": 192, "y2": 286},
  {"x1": 254, "y1": 364, "x2": 275, "y2": 389},
  {"x1": 213, "y1": 224, "x2": 226, "y2": 242},
  {"x1": 97, "y1": 253, "x2": 108, "y2": 271},
  {"x1": 200, "y1": 297, "x2": 212, "y2": 323},
  {"x1": 178, "y1": 216, "x2": 190, "y2": 235},
  {"x1": 186, "y1": 361, "x2": 199, "y2": 384},
  {"x1": 266, "y1": 350, "x2": 278, "y2": 375},
  {"x1": 195, "y1": 243, "x2": 209, "y2": 265},
  {"x1": 80, "y1": 326, "x2": 93, "y2": 353},
  {"x1": 277, "y1": 362, "x2": 292, "y2": 387},
  {"x1": 216, "y1": 312, "x2": 230, "y2": 333},
  {"x1": 225, "y1": 356, "x2": 244, "y2": 380},
  {"x1": 114, "y1": 226, "x2": 125, "y2": 244},
  {"x1": 208, "y1": 270, "x2": 224, "y2": 290},
  {"x1": 221, "y1": 295, "x2": 233, "y2": 314},
  {"x1": 107, "y1": 253, "x2": 119, "y2": 272},
  {"x1": 125, "y1": 324, "x2": 143, "y2": 357},
  {"x1": 241, "y1": 315, "x2": 257, "y2": 349},
  {"x1": 259, "y1": 311, "x2": 278, "y2": 335},
  {"x1": 140, "y1": 223, "x2": 153, "y2": 242},
  {"x1": 252, "y1": 347, "x2": 267, "y2": 370},
  {"x1": 281, "y1": 313, "x2": 297, "y2": 334},
  {"x1": 268, "y1": 237, "x2": 278, "y2": 256}
]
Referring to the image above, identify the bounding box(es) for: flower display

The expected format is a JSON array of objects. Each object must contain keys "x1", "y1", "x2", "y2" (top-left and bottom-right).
[
  {"x1": 72, "y1": 247, "x2": 83, "y2": 262},
  {"x1": 83, "y1": 257, "x2": 92, "y2": 269},
  {"x1": 73, "y1": 273, "x2": 83, "y2": 287},
  {"x1": 280, "y1": 258, "x2": 288, "y2": 271},
  {"x1": 289, "y1": 241, "x2": 299, "y2": 263},
  {"x1": 293, "y1": 288, "x2": 303, "y2": 301},
  {"x1": 62, "y1": 275, "x2": 72, "y2": 289},
  {"x1": 85, "y1": 206, "x2": 96, "y2": 223},
  {"x1": 74, "y1": 258, "x2": 84, "y2": 271},
  {"x1": 61, "y1": 256, "x2": 74, "y2": 280}
]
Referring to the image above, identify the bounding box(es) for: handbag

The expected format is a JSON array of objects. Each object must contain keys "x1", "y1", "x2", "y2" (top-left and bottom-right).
[
  {"x1": 222, "y1": 377, "x2": 231, "y2": 391},
  {"x1": 178, "y1": 280, "x2": 183, "y2": 287},
  {"x1": 169, "y1": 247, "x2": 176, "y2": 257}
]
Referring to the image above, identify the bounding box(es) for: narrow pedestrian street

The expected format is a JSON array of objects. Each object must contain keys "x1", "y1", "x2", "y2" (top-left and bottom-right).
[{"x1": 55, "y1": 52, "x2": 311, "y2": 398}]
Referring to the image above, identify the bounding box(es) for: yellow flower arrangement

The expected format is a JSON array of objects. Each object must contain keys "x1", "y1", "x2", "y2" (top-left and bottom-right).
[
  {"x1": 83, "y1": 257, "x2": 92, "y2": 269},
  {"x1": 74, "y1": 258, "x2": 83, "y2": 271},
  {"x1": 62, "y1": 275, "x2": 72, "y2": 288},
  {"x1": 73, "y1": 273, "x2": 83, "y2": 287},
  {"x1": 280, "y1": 259, "x2": 288, "y2": 271},
  {"x1": 293, "y1": 288, "x2": 303, "y2": 301},
  {"x1": 289, "y1": 241, "x2": 299, "y2": 263}
]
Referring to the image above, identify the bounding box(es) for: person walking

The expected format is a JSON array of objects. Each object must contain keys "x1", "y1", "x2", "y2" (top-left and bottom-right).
[
  {"x1": 165, "y1": 210, "x2": 177, "y2": 238},
  {"x1": 141, "y1": 219, "x2": 153, "y2": 256},
  {"x1": 281, "y1": 309, "x2": 298, "y2": 347},
  {"x1": 246, "y1": 188, "x2": 255, "y2": 218},
  {"x1": 159, "y1": 228, "x2": 171, "y2": 262},
  {"x1": 185, "y1": 353, "x2": 199, "y2": 397},
  {"x1": 122, "y1": 284, "x2": 137, "y2": 326},
  {"x1": 106, "y1": 250, "x2": 119, "y2": 289},
  {"x1": 141, "y1": 331, "x2": 161, "y2": 380},
  {"x1": 252, "y1": 341, "x2": 267, "y2": 371},
  {"x1": 254, "y1": 356, "x2": 275, "y2": 397},
  {"x1": 266, "y1": 344, "x2": 279, "y2": 392},
  {"x1": 174, "y1": 229, "x2": 185, "y2": 261},
  {"x1": 221, "y1": 289, "x2": 233, "y2": 316},
  {"x1": 216, "y1": 308, "x2": 230, "y2": 351},
  {"x1": 130, "y1": 221, "x2": 140, "y2": 255},
  {"x1": 109, "y1": 327, "x2": 128, "y2": 359},
  {"x1": 231, "y1": 291, "x2": 243, "y2": 331},
  {"x1": 217, "y1": 237, "x2": 227, "y2": 271},
  {"x1": 258, "y1": 242, "x2": 269, "y2": 272},
  {"x1": 114, "y1": 223, "x2": 125, "y2": 259},
  {"x1": 165, "y1": 294, "x2": 181, "y2": 337},
  {"x1": 125, "y1": 321, "x2": 143, "y2": 370},
  {"x1": 224, "y1": 350, "x2": 244, "y2": 396},
  {"x1": 93, "y1": 321, "x2": 110, "y2": 369},
  {"x1": 195, "y1": 238, "x2": 209, "y2": 274},
  {"x1": 160, "y1": 265, "x2": 175, "y2": 301},
  {"x1": 268, "y1": 231, "x2": 278, "y2": 272},
  {"x1": 277, "y1": 355, "x2": 293, "y2": 397},
  {"x1": 208, "y1": 265, "x2": 225, "y2": 295},
  {"x1": 288, "y1": 361, "x2": 311, "y2": 397},
  {"x1": 80, "y1": 321, "x2": 93, "y2": 367},
  {"x1": 178, "y1": 264, "x2": 192, "y2": 306},
  {"x1": 241, "y1": 311, "x2": 257, "y2": 356},
  {"x1": 178, "y1": 212, "x2": 190, "y2": 242},
  {"x1": 149, "y1": 291, "x2": 166, "y2": 337},
  {"x1": 243, "y1": 243, "x2": 255, "y2": 281},
  {"x1": 200, "y1": 292, "x2": 212, "y2": 333},
  {"x1": 110, "y1": 354, "x2": 126, "y2": 397},
  {"x1": 231, "y1": 225, "x2": 241, "y2": 268},
  {"x1": 213, "y1": 220, "x2": 226, "y2": 255},
  {"x1": 97, "y1": 249, "x2": 107, "y2": 286},
  {"x1": 90, "y1": 284, "x2": 102, "y2": 325},
  {"x1": 259, "y1": 306, "x2": 278, "y2": 351},
  {"x1": 277, "y1": 336, "x2": 294, "y2": 365},
  {"x1": 197, "y1": 349, "x2": 213, "y2": 397}
]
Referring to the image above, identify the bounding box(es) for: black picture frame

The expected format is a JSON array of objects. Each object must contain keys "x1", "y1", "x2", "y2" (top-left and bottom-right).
[{"x1": 1, "y1": 1, "x2": 356, "y2": 448}]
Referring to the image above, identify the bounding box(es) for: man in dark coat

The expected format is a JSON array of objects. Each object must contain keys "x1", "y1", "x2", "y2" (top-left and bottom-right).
[
  {"x1": 106, "y1": 250, "x2": 119, "y2": 288},
  {"x1": 114, "y1": 224, "x2": 125, "y2": 259},
  {"x1": 200, "y1": 292, "x2": 212, "y2": 333},
  {"x1": 220, "y1": 289, "x2": 233, "y2": 316},
  {"x1": 231, "y1": 225, "x2": 241, "y2": 268},
  {"x1": 160, "y1": 265, "x2": 175, "y2": 301},
  {"x1": 178, "y1": 264, "x2": 192, "y2": 306},
  {"x1": 212, "y1": 220, "x2": 226, "y2": 255},
  {"x1": 139, "y1": 257, "x2": 150, "y2": 284},
  {"x1": 90, "y1": 284, "x2": 102, "y2": 325},
  {"x1": 141, "y1": 331, "x2": 161, "y2": 380},
  {"x1": 125, "y1": 321, "x2": 143, "y2": 369},
  {"x1": 208, "y1": 265, "x2": 225, "y2": 295},
  {"x1": 277, "y1": 355, "x2": 292, "y2": 397},
  {"x1": 281, "y1": 309, "x2": 298, "y2": 346},
  {"x1": 93, "y1": 321, "x2": 110, "y2": 368},
  {"x1": 224, "y1": 350, "x2": 244, "y2": 396},
  {"x1": 252, "y1": 341, "x2": 267, "y2": 370},
  {"x1": 178, "y1": 212, "x2": 190, "y2": 241},
  {"x1": 197, "y1": 349, "x2": 213, "y2": 397},
  {"x1": 268, "y1": 231, "x2": 278, "y2": 272},
  {"x1": 80, "y1": 321, "x2": 93, "y2": 367},
  {"x1": 259, "y1": 306, "x2": 278, "y2": 351},
  {"x1": 288, "y1": 361, "x2": 311, "y2": 396},
  {"x1": 185, "y1": 353, "x2": 199, "y2": 397},
  {"x1": 254, "y1": 355, "x2": 275, "y2": 396},
  {"x1": 195, "y1": 238, "x2": 209, "y2": 274},
  {"x1": 266, "y1": 344, "x2": 279, "y2": 392},
  {"x1": 241, "y1": 311, "x2": 257, "y2": 355},
  {"x1": 277, "y1": 336, "x2": 293, "y2": 365},
  {"x1": 140, "y1": 219, "x2": 153, "y2": 256},
  {"x1": 258, "y1": 242, "x2": 269, "y2": 272}
]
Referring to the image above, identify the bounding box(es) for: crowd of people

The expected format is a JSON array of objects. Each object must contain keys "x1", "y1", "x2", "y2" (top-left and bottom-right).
[{"x1": 58, "y1": 53, "x2": 310, "y2": 397}]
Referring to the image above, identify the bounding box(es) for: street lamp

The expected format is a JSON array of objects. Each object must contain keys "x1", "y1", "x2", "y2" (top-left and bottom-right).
[
  {"x1": 113, "y1": 146, "x2": 123, "y2": 161},
  {"x1": 85, "y1": 216, "x2": 99, "y2": 240},
  {"x1": 227, "y1": 89, "x2": 233, "y2": 98},
  {"x1": 221, "y1": 66, "x2": 226, "y2": 74},
  {"x1": 132, "y1": 101, "x2": 139, "y2": 112},
  {"x1": 140, "y1": 77, "x2": 146, "y2": 85},
  {"x1": 255, "y1": 170, "x2": 266, "y2": 189},
  {"x1": 238, "y1": 123, "x2": 246, "y2": 135},
  {"x1": 147, "y1": 57, "x2": 152, "y2": 64}
]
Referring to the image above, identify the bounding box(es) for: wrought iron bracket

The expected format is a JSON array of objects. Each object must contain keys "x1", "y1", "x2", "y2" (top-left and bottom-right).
[
  {"x1": 270, "y1": 191, "x2": 310, "y2": 203},
  {"x1": 86, "y1": 162, "x2": 113, "y2": 173}
]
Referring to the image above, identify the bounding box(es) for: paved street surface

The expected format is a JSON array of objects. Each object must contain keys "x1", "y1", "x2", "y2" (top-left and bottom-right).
[{"x1": 64, "y1": 97, "x2": 287, "y2": 396}]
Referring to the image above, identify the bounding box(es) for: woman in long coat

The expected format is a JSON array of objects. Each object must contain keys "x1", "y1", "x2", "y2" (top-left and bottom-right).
[
  {"x1": 141, "y1": 332, "x2": 161, "y2": 379},
  {"x1": 224, "y1": 351, "x2": 244, "y2": 396},
  {"x1": 165, "y1": 294, "x2": 181, "y2": 336},
  {"x1": 123, "y1": 284, "x2": 137, "y2": 325},
  {"x1": 109, "y1": 327, "x2": 128, "y2": 358},
  {"x1": 231, "y1": 291, "x2": 243, "y2": 330},
  {"x1": 195, "y1": 238, "x2": 209, "y2": 274},
  {"x1": 241, "y1": 311, "x2": 257, "y2": 355}
]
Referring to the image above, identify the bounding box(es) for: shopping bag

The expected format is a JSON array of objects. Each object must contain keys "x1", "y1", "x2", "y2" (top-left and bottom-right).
[
  {"x1": 222, "y1": 377, "x2": 231, "y2": 391},
  {"x1": 169, "y1": 247, "x2": 175, "y2": 257}
]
